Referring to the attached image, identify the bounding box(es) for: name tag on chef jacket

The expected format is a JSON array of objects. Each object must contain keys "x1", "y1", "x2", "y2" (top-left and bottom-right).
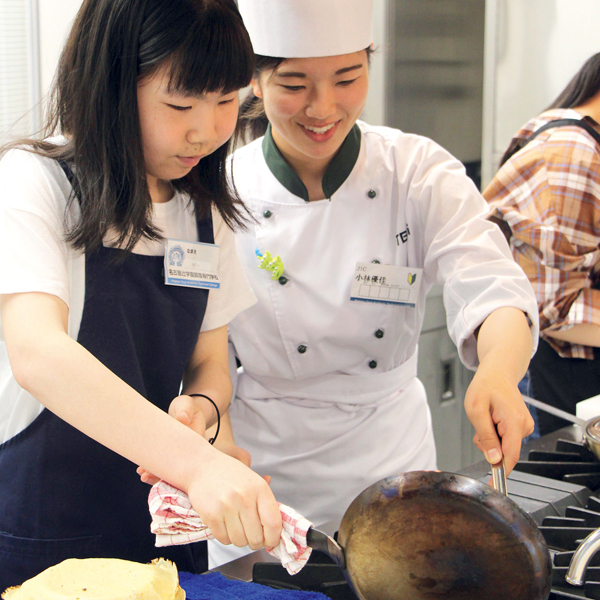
[
  {"x1": 350, "y1": 262, "x2": 422, "y2": 307},
  {"x1": 164, "y1": 239, "x2": 220, "y2": 289}
]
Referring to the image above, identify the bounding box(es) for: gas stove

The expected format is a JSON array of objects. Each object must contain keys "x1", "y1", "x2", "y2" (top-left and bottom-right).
[{"x1": 214, "y1": 426, "x2": 600, "y2": 599}]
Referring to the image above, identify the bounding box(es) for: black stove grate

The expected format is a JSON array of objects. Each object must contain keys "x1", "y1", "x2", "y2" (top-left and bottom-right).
[
  {"x1": 253, "y1": 552, "x2": 357, "y2": 600},
  {"x1": 516, "y1": 438, "x2": 600, "y2": 599}
]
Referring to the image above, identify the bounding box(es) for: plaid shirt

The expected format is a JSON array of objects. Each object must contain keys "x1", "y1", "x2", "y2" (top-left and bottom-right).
[{"x1": 484, "y1": 108, "x2": 600, "y2": 359}]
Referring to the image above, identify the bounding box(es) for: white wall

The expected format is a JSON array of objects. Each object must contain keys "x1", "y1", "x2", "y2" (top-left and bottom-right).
[
  {"x1": 482, "y1": 0, "x2": 600, "y2": 185},
  {"x1": 362, "y1": 0, "x2": 387, "y2": 126},
  {"x1": 38, "y1": 0, "x2": 82, "y2": 101}
]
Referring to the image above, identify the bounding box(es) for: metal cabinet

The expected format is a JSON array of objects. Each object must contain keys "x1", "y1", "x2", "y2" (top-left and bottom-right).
[{"x1": 418, "y1": 285, "x2": 480, "y2": 471}]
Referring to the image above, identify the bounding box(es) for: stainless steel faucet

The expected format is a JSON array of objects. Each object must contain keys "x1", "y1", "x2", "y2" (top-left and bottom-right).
[{"x1": 566, "y1": 527, "x2": 600, "y2": 585}]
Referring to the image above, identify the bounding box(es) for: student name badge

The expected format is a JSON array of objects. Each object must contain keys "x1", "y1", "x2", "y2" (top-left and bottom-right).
[
  {"x1": 164, "y1": 239, "x2": 220, "y2": 289},
  {"x1": 350, "y1": 262, "x2": 422, "y2": 307}
]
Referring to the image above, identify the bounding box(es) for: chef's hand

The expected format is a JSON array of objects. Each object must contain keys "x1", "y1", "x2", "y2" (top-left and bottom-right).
[
  {"x1": 465, "y1": 362, "x2": 534, "y2": 474},
  {"x1": 465, "y1": 307, "x2": 535, "y2": 475},
  {"x1": 168, "y1": 393, "x2": 209, "y2": 436}
]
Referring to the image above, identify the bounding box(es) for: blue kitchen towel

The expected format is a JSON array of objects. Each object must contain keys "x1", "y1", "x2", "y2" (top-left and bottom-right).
[{"x1": 180, "y1": 571, "x2": 330, "y2": 599}]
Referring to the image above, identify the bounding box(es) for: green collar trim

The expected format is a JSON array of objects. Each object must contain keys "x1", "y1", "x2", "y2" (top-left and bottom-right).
[{"x1": 261, "y1": 123, "x2": 362, "y2": 202}]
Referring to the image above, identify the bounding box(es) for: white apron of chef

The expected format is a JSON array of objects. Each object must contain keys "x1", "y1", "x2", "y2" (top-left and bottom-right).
[{"x1": 208, "y1": 121, "x2": 539, "y2": 568}]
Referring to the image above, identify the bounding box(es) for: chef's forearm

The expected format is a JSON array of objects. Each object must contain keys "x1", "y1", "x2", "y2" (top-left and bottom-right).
[{"x1": 476, "y1": 306, "x2": 533, "y2": 382}]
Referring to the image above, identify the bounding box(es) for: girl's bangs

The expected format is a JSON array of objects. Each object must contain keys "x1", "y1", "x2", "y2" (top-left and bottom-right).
[{"x1": 166, "y1": 7, "x2": 254, "y2": 96}]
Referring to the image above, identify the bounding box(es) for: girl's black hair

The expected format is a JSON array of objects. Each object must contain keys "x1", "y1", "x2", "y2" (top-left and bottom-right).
[
  {"x1": 236, "y1": 47, "x2": 375, "y2": 145},
  {"x1": 2, "y1": 0, "x2": 254, "y2": 254},
  {"x1": 547, "y1": 52, "x2": 600, "y2": 110}
]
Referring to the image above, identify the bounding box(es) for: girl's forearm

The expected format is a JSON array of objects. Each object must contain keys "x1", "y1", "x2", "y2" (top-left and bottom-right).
[{"x1": 2, "y1": 294, "x2": 215, "y2": 495}]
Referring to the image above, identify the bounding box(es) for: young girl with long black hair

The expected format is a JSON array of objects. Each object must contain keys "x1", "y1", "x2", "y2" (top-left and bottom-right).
[{"x1": 0, "y1": 0, "x2": 281, "y2": 587}]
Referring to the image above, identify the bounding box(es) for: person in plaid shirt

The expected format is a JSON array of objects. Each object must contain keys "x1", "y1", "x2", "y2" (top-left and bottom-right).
[{"x1": 484, "y1": 53, "x2": 600, "y2": 435}]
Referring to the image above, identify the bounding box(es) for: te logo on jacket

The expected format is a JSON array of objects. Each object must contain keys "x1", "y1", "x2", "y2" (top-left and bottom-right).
[{"x1": 396, "y1": 224, "x2": 411, "y2": 245}]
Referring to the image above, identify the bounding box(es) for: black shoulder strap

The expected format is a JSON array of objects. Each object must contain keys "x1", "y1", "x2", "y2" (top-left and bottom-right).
[
  {"x1": 57, "y1": 158, "x2": 83, "y2": 203},
  {"x1": 526, "y1": 118, "x2": 600, "y2": 145},
  {"x1": 500, "y1": 118, "x2": 600, "y2": 166}
]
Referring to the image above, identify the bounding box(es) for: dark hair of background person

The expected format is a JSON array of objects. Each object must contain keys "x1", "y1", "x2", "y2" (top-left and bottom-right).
[
  {"x1": 499, "y1": 52, "x2": 600, "y2": 167},
  {"x1": 547, "y1": 52, "x2": 600, "y2": 110},
  {"x1": 236, "y1": 46, "x2": 375, "y2": 146},
  {"x1": 1, "y1": 0, "x2": 255, "y2": 255}
]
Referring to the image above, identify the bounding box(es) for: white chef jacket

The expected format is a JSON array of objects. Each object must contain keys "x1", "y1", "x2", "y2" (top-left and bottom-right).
[{"x1": 208, "y1": 120, "x2": 539, "y2": 567}]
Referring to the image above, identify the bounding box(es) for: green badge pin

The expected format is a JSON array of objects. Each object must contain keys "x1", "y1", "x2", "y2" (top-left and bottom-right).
[
  {"x1": 408, "y1": 273, "x2": 417, "y2": 285},
  {"x1": 256, "y1": 249, "x2": 285, "y2": 280}
]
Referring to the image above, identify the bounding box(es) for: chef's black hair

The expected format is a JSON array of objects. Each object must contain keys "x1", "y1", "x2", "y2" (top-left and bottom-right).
[
  {"x1": 2, "y1": 0, "x2": 254, "y2": 254},
  {"x1": 237, "y1": 47, "x2": 375, "y2": 145},
  {"x1": 546, "y1": 52, "x2": 600, "y2": 110}
]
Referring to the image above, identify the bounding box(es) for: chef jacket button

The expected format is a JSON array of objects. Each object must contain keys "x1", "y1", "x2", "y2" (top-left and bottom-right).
[
  {"x1": 367, "y1": 189, "x2": 377, "y2": 199},
  {"x1": 297, "y1": 344, "x2": 308, "y2": 354},
  {"x1": 375, "y1": 329, "x2": 384, "y2": 339},
  {"x1": 369, "y1": 360, "x2": 378, "y2": 369},
  {"x1": 263, "y1": 210, "x2": 273, "y2": 218},
  {"x1": 278, "y1": 276, "x2": 288, "y2": 285}
]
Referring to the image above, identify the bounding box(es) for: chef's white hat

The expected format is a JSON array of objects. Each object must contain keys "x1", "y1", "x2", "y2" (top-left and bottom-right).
[{"x1": 237, "y1": 0, "x2": 374, "y2": 59}]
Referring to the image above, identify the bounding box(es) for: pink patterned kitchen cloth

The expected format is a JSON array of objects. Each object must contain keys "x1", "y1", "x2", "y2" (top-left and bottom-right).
[{"x1": 148, "y1": 480, "x2": 313, "y2": 575}]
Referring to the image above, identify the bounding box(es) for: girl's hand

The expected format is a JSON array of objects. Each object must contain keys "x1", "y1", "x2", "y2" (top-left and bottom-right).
[
  {"x1": 187, "y1": 451, "x2": 282, "y2": 550},
  {"x1": 464, "y1": 362, "x2": 534, "y2": 474}
]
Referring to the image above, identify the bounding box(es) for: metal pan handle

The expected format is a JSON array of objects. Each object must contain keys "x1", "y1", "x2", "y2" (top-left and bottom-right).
[
  {"x1": 490, "y1": 423, "x2": 508, "y2": 496},
  {"x1": 306, "y1": 527, "x2": 346, "y2": 570},
  {"x1": 491, "y1": 458, "x2": 508, "y2": 496}
]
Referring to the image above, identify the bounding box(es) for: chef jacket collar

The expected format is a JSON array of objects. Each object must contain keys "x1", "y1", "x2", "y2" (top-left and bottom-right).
[{"x1": 261, "y1": 123, "x2": 361, "y2": 202}]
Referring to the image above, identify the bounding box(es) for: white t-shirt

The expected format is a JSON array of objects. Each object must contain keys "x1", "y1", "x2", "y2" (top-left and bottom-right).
[{"x1": 0, "y1": 143, "x2": 256, "y2": 443}]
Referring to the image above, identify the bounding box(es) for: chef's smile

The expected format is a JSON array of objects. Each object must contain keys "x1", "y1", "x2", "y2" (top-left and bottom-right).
[{"x1": 299, "y1": 120, "x2": 341, "y2": 143}]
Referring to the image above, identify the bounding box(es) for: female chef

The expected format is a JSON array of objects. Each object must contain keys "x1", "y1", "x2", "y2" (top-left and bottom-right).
[
  {"x1": 208, "y1": 0, "x2": 539, "y2": 566},
  {"x1": 0, "y1": 0, "x2": 282, "y2": 588}
]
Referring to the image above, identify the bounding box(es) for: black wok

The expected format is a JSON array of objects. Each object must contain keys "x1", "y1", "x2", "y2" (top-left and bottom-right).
[{"x1": 307, "y1": 471, "x2": 551, "y2": 600}]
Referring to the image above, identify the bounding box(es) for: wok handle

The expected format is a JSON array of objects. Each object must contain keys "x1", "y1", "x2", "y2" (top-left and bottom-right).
[
  {"x1": 491, "y1": 458, "x2": 507, "y2": 496},
  {"x1": 306, "y1": 527, "x2": 346, "y2": 570},
  {"x1": 490, "y1": 422, "x2": 508, "y2": 496},
  {"x1": 523, "y1": 395, "x2": 587, "y2": 427}
]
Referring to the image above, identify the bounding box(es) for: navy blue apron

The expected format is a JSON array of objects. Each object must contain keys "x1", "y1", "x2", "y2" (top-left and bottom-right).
[{"x1": 0, "y1": 168, "x2": 213, "y2": 588}]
